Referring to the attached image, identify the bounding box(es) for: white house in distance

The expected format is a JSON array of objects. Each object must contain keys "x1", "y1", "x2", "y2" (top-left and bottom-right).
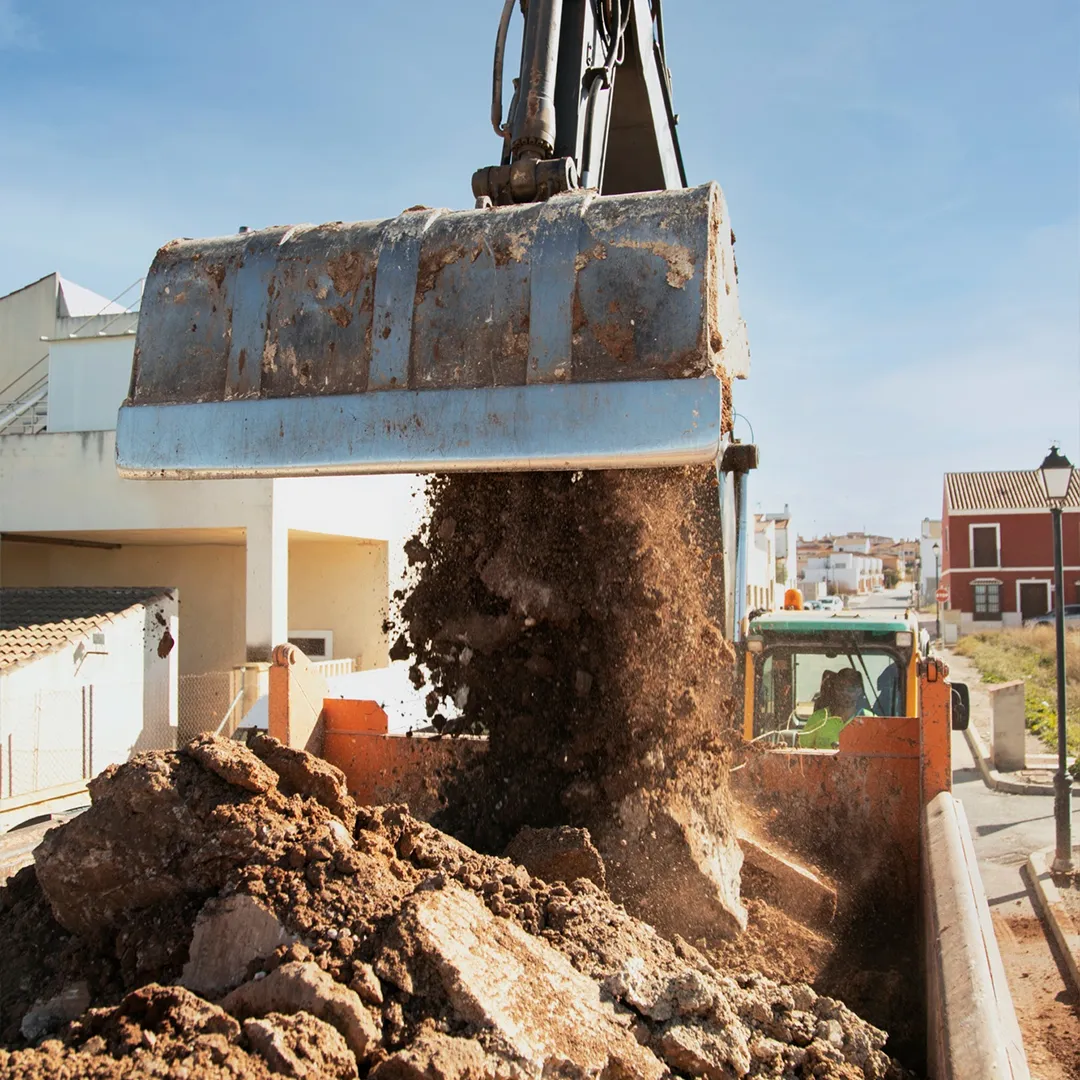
[
  {"x1": 802, "y1": 535, "x2": 884, "y2": 595},
  {"x1": 746, "y1": 507, "x2": 798, "y2": 613},
  {"x1": 0, "y1": 273, "x2": 424, "y2": 736}
]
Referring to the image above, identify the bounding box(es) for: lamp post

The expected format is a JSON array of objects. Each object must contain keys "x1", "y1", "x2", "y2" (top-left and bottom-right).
[
  {"x1": 1039, "y1": 444, "x2": 1075, "y2": 874},
  {"x1": 933, "y1": 542, "x2": 941, "y2": 640}
]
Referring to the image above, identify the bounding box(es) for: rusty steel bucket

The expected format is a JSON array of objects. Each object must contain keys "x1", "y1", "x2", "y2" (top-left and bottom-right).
[{"x1": 116, "y1": 183, "x2": 748, "y2": 478}]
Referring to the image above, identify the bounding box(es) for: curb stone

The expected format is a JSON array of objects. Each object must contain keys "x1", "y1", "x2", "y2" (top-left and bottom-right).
[
  {"x1": 964, "y1": 724, "x2": 1080, "y2": 797},
  {"x1": 1026, "y1": 847, "x2": 1080, "y2": 995}
]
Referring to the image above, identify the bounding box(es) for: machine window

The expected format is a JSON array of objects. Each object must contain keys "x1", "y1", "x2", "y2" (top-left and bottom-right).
[{"x1": 754, "y1": 649, "x2": 906, "y2": 745}]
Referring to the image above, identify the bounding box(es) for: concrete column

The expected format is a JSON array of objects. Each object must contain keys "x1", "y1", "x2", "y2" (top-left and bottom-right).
[
  {"x1": 990, "y1": 681, "x2": 1026, "y2": 772},
  {"x1": 245, "y1": 504, "x2": 289, "y2": 663}
]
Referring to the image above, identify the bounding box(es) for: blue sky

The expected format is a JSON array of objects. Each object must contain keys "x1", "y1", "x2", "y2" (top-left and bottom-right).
[{"x1": 1, "y1": 0, "x2": 1076, "y2": 539}]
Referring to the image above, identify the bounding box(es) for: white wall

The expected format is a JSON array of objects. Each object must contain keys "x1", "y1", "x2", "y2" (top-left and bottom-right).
[
  {"x1": 0, "y1": 276, "x2": 54, "y2": 392},
  {"x1": 0, "y1": 593, "x2": 177, "y2": 801},
  {"x1": 920, "y1": 519, "x2": 943, "y2": 600},
  {"x1": 47, "y1": 335, "x2": 135, "y2": 432},
  {"x1": 0, "y1": 431, "x2": 275, "y2": 533}
]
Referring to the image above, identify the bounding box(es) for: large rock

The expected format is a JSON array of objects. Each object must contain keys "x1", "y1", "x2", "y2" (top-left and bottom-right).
[
  {"x1": 180, "y1": 893, "x2": 295, "y2": 997},
  {"x1": 186, "y1": 733, "x2": 280, "y2": 793},
  {"x1": 601, "y1": 787, "x2": 747, "y2": 943},
  {"x1": 248, "y1": 732, "x2": 356, "y2": 830},
  {"x1": 377, "y1": 884, "x2": 666, "y2": 1079},
  {"x1": 244, "y1": 1011, "x2": 358, "y2": 1079},
  {"x1": 32, "y1": 744, "x2": 290, "y2": 937},
  {"x1": 223, "y1": 961, "x2": 381, "y2": 1064},
  {"x1": 19, "y1": 981, "x2": 90, "y2": 1042},
  {"x1": 503, "y1": 826, "x2": 606, "y2": 889}
]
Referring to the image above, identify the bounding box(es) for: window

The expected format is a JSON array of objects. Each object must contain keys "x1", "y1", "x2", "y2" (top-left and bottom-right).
[
  {"x1": 754, "y1": 648, "x2": 907, "y2": 740},
  {"x1": 971, "y1": 525, "x2": 999, "y2": 568},
  {"x1": 972, "y1": 582, "x2": 1001, "y2": 621},
  {"x1": 287, "y1": 630, "x2": 333, "y2": 659}
]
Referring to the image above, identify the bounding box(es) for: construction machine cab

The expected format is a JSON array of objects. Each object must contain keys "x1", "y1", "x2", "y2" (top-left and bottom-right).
[{"x1": 742, "y1": 611, "x2": 920, "y2": 745}]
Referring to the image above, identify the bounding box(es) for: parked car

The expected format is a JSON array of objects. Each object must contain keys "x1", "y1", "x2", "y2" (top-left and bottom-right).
[
  {"x1": 804, "y1": 599, "x2": 823, "y2": 611},
  {"x1": 1025, "y1": 604, "x2": 1080, "y2": 629},
  {"x1": 818, "y1": 596, "x2": 844, "y2": 612}
]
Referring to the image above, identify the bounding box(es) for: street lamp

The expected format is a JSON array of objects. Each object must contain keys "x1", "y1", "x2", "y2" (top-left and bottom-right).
[
  {"x1": 932, "y1": 542, "x2": 941, "y2": 640},
  {"x1": 1039, "y1": 444, "x2": 1075, "y2": 874}
]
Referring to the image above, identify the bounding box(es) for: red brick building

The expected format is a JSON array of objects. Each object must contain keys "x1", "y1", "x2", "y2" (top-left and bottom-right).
[{"x1": 942, "y1": 470, "x2": 1080, "y2": 632}]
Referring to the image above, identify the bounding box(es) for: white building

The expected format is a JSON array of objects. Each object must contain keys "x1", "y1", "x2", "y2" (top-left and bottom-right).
[
  {"x1": 0, "y1": 587, "x2": 178, "y2": 829},
  {"x1": 746, "y1": 507, "x2": 799, "y2": 613},
  {"x1": 802, "y1": 544, "x2": 884, "y2": 595},
  {"x1": 0, "y1": 273, "x2": 424, "y2": 738},
  {"x1": 919, "y1": 518, "x2": 942, "y2": 605}
]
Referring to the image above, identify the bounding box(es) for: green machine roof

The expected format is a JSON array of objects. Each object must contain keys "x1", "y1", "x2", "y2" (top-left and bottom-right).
[{"x1": 748, "y1": 610, "x2": 918, "y2": 636}]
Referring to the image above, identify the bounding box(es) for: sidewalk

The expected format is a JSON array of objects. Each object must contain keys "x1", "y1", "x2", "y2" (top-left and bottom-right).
[
  {"x1": 951, "y1": 730, "x2": 1080, "y2": 1077},
  {"x1": 946, "y1": 650, "x2": 1080, "y2": 1077},
  {"x1": 945, "y1": 648, "x2": 1080, "y2": 797}
]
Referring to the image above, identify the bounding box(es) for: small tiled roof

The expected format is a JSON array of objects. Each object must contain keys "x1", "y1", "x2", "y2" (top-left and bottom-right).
[
  {"x1": 0, "y1": 587, "x2": 170, "y2": 672},
  {"x1": 945, "y1": 471, "x2": 1080, "y2": 512}
]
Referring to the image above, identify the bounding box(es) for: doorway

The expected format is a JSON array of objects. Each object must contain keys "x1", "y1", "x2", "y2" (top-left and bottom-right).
[{"x1": 1018, "y1": 580, "x2": 1051, "y2": 622}]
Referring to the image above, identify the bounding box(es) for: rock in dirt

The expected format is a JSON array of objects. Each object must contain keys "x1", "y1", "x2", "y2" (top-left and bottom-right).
[
  {"x1": 187, "y1": 732, "x2": 281, "y2": 793},
  {"x1": 377, "y1": 883, "x2": 666, "y2": 1078},
  {"x1": 370, "y1": 1027, "x2": 504, "y2": 1080},
  {"x1": 223, "y1": 961, "x2": 381, "y2": 1063},
  {"x1": 180, "y1": 893, "x2": 295, "y2": 998},
  {"x1": 243, "y1": 1011, "x2": 358, "y2": 1079},
  {"x1": 503, "y1": 825, "x2": 606, "y2": 889},
  {"x1": 33, "y1": 742, "x2": 290, "y2": 937},
  {"x1": 18, "y1": 981, "x2": 89, "y2": 1042},
  {"x1": 247, "y1": 732, "x2": 356, "y2": 830}
]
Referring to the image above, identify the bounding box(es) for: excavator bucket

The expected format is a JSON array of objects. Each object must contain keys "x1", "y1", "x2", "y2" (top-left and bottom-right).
[{"x1": 116, "y1": 183, "x2": 748, "y2": 478}]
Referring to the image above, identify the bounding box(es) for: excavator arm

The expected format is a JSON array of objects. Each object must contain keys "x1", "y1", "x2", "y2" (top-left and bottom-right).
[{"x1": 472, "y1": 0, "x2": 685, "y2": 205}]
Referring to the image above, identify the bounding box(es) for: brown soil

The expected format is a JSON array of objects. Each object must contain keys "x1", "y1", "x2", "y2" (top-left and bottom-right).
[
  {"x1": 992, "y1": 904, "x2": 1080, "y2": 1080},
  {"x1": 0, "y1": 736, "x2": 913, "y2": 1079}
]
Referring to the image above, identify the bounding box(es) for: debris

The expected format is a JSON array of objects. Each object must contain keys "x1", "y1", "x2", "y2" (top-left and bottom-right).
[
  {"x1": 222, "y1": 962, "x2": 381, "y2": 1063},
  {"x1": 0, "y1": 738, "x2": 912, "y2": 1078},
  {"x1": 503, "y1": 825, "x2": 606, "y2": 888},
  {"x1": 392, "y1": 468, "x2": 748, "y2": 942}
]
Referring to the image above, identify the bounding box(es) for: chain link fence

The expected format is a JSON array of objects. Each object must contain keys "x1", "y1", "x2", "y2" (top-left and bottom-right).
[
  {"x1": 1, "y1": 687, "x2": 89, "y2": 800},
  {"x1": 177, "y1": 670, "x2": 247, "y2": 744}
]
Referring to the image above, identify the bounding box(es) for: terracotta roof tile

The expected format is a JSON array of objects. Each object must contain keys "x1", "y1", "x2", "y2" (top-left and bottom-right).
[
  {"x1": 0, "y1": 587, "x2": 171, "y2": 672},
  {"x1": 945, "y1": 471, "x2": 1080, "y2": 512}
]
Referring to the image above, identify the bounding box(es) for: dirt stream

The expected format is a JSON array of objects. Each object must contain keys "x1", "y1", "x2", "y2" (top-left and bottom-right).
[{"x1": 0, "y1": 469, "x2": 916, "y2": 1077}]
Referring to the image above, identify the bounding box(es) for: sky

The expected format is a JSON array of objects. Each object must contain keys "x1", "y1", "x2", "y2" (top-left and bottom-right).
[{"x1": 0, "y1": 0, "x2": 1076, "y2": 539}]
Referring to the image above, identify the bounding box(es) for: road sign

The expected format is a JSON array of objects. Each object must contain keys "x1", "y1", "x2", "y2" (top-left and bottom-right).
[{"x1": 935, "y1": 587, "x2": 949, "y2": 603}]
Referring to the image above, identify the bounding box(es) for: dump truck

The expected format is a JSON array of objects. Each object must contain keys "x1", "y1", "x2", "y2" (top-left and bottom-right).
[{"x1": 112, "y1": 0, "x2": 1028, "y2": 1074}]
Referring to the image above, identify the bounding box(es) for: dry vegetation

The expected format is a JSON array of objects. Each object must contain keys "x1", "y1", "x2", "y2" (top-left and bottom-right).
[{"x1": 954, "y1": 626, "x2": 1080, "y2": 769}]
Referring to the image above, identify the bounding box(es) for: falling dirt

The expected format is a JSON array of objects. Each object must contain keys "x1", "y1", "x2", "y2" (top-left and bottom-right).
[
  {"x1": 0, "y1": 736, "x2": 914, "y2": 1079},
  {"x1": 390, "y1": 467, "x2": 735, "y2": 851}
]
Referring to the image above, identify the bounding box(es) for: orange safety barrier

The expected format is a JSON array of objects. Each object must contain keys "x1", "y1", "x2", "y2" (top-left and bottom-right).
[{"x1": 321, "y1": 699, "x2": 486, "y2": 821}]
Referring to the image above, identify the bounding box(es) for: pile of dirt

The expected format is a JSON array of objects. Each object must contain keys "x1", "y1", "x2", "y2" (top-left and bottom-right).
[
  {"x1": 390, "y1": 467, "x2": 748, "y2": 937},
  {"x1": 0, "y1": 736, "x2": 914, "y2": 1079}
]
